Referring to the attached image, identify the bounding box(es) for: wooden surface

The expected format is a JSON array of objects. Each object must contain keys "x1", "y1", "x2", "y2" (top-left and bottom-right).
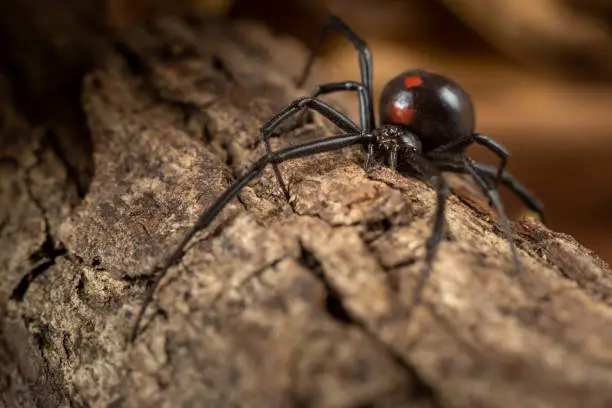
[{"x1": 2, "y1": 16, "x2": 612, "y2": 408}]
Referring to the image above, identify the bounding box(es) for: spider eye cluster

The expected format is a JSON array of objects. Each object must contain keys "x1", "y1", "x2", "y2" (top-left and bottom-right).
[
  {"x1": 370, "y1": 125, "x2": 422, "y2": 168},
  {"x1": 379, "y1": 70, "x2": 475, "y2": 152}
]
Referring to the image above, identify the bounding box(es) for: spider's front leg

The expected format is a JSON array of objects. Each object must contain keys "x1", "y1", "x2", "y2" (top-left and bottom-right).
[
  {"x1": 130, "y1": 132, "x2": 370, "y2": 343},
  {"x1": 297, "y1": 14, "x2": 374, "y2": 128},
  {"x1": 296, "y1": 13, "x2": 376, "y2": 164},
  {"x1": 263, "y1": 81, "x2": 370, "y2": 155},
  {"x1": 307, "y1": 81, "x2": 375, "y2": 170},
  {"x1": 259, "y1": 96, "x2": 360, "y2": 199},
  {"x1": 309, "y1": 81, "x2": 372, "y2": 133},
  {"x1": 262, "y1": 81, "x2": 374, "y2": 178}
]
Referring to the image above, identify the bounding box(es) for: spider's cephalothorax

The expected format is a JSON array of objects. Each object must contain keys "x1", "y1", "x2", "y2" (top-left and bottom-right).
[
  {"x1": 129, "y1": 14, "x2": 547, "y2": 343},
  {"x1": 380, "y1": 70, "x2": 475, "y2": 153},
  {"x1": 371, "y1": 125, "x2": 422, "y2": 170}
]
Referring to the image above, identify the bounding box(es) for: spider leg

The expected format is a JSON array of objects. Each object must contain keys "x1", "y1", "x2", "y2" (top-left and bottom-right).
[
  {"x1": 308, "y1": 81, "x2": 377, "y2": 171},
  {"x1": 261, "y1": 96, "x2": 360, "y2": 200},
  {"x1": 426, "y1": 135, "x2": 471, "y2": 155},
  {"x1": 129, "y1": 132, "x2": 370, "y2": 343},
  {"x1": 363, "y1": 143, "x2": 375, "y2": 172},
  {"x1": 403, "y1": 155, "x2": 450, "y2": 308},
  {"x1": 388, "y1": 146, "x2": 399, "y2": 170},
  {"x1": 296, "y1": 14, "x2": 375, "y2": 128},
  {"x1": 263, "y1": 81, "x2": 369, "y2": 154},
  {"x1": 428, "y1": 133, "x2": 509, "y2": 190},
  {"x1": 310, "y1": 81, "x2": 372, "y2": 132},
  {"x1": 435, "y1": 161, "x2": 545, "y2": 222},
  {"x1": 473, "y1": 163, "x2": 545, "y2": 222},
  {"x1": 472, "y1": 134, "x2": 509, "y2": 190},
  {"x1": 462, "y1": 158, "x2": 521, "y2": 274}
]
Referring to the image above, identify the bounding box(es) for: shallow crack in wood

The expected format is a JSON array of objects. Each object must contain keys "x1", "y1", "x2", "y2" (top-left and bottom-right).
[{"x1": 2, "y1": 16, "x2": 612, "y2": 408}]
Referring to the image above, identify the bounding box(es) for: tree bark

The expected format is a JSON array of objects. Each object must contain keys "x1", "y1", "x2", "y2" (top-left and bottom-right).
[{"x1": 2, "y1": 16, "x2": 612, "y2": 408}]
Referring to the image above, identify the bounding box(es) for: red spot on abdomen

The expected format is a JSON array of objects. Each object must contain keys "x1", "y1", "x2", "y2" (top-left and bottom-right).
[
  {"x1": 390, "y1": 104, "x2": 415, "y2": 125},
  {"x1": 404, "y1": 76, "x2": 423, "y2": 88}
]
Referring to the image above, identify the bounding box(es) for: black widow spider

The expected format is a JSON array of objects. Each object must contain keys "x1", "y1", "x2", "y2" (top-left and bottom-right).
[{"x1": 129, "y1": 15, "x2": 545, "y2": 342}]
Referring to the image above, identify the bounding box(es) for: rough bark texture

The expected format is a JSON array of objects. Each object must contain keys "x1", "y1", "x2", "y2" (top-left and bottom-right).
[{"x1": 2, "y1": 16, "x2": 612, "y2": 408}]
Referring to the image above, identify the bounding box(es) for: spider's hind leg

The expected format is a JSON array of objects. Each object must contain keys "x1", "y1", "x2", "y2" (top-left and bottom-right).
[
  {"x1": 474, "y1": 163, "x2": 545, "y2": 223},
  {"x1": 462, "y1": 158, "x2": 521, "y2": 274},
  {"x1": 434, "y1": 160, "x2": 546, "y2": 223},
  {"x1": 428, "y1": 133, "x2": 510, "y2": 195}
]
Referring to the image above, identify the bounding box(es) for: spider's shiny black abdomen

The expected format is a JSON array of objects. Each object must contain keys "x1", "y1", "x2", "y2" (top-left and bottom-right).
[{"x1": 379, "y1": 69, "x2": 475, "y2": 153}]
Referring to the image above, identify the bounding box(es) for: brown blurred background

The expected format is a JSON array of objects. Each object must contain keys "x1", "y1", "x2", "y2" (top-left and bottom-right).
[{"x1": 2, "y1": 0, "x2": 612, "y2": 263}]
